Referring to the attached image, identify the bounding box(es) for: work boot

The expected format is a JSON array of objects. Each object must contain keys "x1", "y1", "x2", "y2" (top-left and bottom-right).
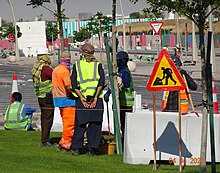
[
  {"x1": 72, "y1": 148, "x2": 81, "y2": 156},
  {"x1": 57, "y1": 145, "x2": 70, "y2": 152},
  {"x1": 40, "y1": 141, "x2": 52, "y2": 147},
  {"x1": 87, "y1": 148, "x2": 100, "y2": 156}
]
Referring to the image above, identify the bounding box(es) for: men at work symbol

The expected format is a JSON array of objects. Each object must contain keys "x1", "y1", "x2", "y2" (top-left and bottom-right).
[
  {"x1": 161, "y1": 67, "x2": 176, "y2": 85},
  {"x1": 152, "y1": 67, "x2": 177, "y2": 86}
]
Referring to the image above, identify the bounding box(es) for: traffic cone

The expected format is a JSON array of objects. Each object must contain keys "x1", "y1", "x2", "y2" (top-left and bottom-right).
[
  {"x1": 161, "y1": 91, "x2": 169, "y2": 110},
  {"x1": 212, "y1": 76, "x2": 219, "y2": 114},
  {"x1": 10, "y1": 73, "x2": 18, "y2": 104}
]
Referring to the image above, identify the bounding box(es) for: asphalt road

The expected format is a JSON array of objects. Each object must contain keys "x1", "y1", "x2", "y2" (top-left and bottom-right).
[{"x1": 0, "y1": 60, "x2": 219, "y2": 114}]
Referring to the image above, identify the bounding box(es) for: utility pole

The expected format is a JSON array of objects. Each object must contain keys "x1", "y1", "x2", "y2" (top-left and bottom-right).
[{"x1": 7, "y1": 0, "x2": 19, "y2": 59}]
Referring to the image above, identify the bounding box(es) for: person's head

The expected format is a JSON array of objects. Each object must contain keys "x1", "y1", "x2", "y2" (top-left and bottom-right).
[
  {"x1": 60, "y1": 51, "x2": 71, "y2": 69},
  {"x1": 171, "y1": 55, "x2": 182, "y2": 67},
  {"x1": 12, "y1": 92, "x2": 22, "y2": 102},
  {"x1": 80, "y1": 43, "x2": 95, "y2": 62},
  {"x1": 35, "y1": 47, "x2": 51, "y2": 65},
  {"x1": 117, "y1": 51, "x2": 129, "y2": 67},
  {"x1": 36, "y1": 47, "x2": 50, "y2": 56}
]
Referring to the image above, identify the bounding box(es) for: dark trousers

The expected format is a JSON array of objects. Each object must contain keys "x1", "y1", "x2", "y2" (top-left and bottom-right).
[
  {"x1": 120, "y1": 106, "x2": 133, "y2": 147},
  {"x1": 71, "y1": 118, "x2": 102, "y2": 150},
  {"x1": 38, "y1": 98, "x2": 54, "y2": 143}
]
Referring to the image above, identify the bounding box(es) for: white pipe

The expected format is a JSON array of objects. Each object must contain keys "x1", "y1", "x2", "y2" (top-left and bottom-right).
[{"x1": 192, "y1": 21, "x2": 198, "y2": 62}]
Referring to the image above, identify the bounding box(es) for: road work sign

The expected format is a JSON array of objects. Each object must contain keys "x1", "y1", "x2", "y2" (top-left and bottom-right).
[{"x1": 146, "y1": 49, "x2": 186, "y2": 91}]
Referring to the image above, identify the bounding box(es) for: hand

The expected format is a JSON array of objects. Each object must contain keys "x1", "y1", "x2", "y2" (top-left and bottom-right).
[
  {"x1": 89, "y1": 97, "x2": 97, "y2": 108},
  {"x1": 116, "y1": 76, "x2": 124, "y2": 91},
  {"x1": 80, "y1": 97, "x2": 90, "y2": 108}
]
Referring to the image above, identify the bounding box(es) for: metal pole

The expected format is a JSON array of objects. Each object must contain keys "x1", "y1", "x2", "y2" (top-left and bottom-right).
[
  {"x1": 119, "y1": 0, "x2": 127, "y2": 52},
  {"x1": 153, "y1": 92, "x2": 157, "y2": 171},
  {"x1": 178, "y1": 91, "x2": 182, "y2": 172},
  {"x1": 207, "y1": 31, "x2": 216, "y2": 173},
  {"x1": 7, "y1": 0, "x2": 19, "y2": 59},
  {"x1": 104, "y1": 33, "x2": 122, "y2": 154},
  {"x1": 185, "y1": 22, "x2": 188, "y2": 60},
  {"x1": 129, "y1": 25, "x2": 132, "y2": 49}
]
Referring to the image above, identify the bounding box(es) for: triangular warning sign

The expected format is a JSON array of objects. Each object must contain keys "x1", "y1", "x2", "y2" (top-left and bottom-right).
[
  {"x1": 146, "y1": 49, "x2": 186, "y2": 92},
  {"x1": 150, "y1": 22, "x2": 163, "y2": 34}
]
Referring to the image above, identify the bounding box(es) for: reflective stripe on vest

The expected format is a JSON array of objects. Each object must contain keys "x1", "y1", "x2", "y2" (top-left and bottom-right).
[
  {"x1": 34, "y1": 79, "x2": 52, "y2": 98},
  {"x1": 180, "y1": 89, "x2": 188, "y2": 114},
  {"x1": 76, "y1": 60, "x2": 102, "y2": 98},
  {"x1": 162, "y1": 90, "x2": 188, "y2": 114},
  {"x1": 4, "y1": 102, "x2": 29, "y2": 130},
  {"x1": 119, "y1": 69, "x2": 134, "y2": 107}
]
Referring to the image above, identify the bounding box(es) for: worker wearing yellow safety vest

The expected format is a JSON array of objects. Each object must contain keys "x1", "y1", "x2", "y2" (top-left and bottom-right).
[
  {"x1": 116, "y1": 51, "x2": 134, "y2": 147},
  {"x1": 31, "y1": 47, "x2": 54, "y2": 147},
  {"x1": 71, "y1": 43, "x2": 105, "y2": 156},
  {"x1": 4, "y1": 92, "x2": 36, "y2": 131},
  {"x1": 162, "y1": 56, "x2": 197, "y2": 114}
]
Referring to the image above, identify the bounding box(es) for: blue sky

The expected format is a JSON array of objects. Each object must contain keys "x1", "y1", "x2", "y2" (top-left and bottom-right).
[{"x1": 0, "y1": 0, "x2": 147, "y2": 22}]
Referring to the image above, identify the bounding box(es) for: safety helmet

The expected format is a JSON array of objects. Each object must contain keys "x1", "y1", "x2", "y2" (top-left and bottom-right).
[
  {"x1": 36, "y1": 47, "x2": 50, "y2": 55},
  {"x1": 171, "y1": 55, "x2": 182, "y2": 67},
  {"x1": 81, "y1": 43, "x2": 94, "y2": 54},
  {"x1": 117, "y1": 51, "x2": 129, "y2": 67}
]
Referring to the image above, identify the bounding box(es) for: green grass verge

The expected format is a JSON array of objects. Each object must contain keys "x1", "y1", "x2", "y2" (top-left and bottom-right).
[{"x1": 0, "y1": 130, "x2": 219, "y2": 173}]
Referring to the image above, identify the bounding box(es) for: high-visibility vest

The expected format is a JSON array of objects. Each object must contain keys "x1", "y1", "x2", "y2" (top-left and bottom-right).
[
  {"x1": 75, "y1": 59, "x2": 103, "y2": 98},
  {"x1": 52, "y1": 64, "x2": 76, "y2": 107},
  {"x1": 162, "y1": 90, "x2": 188, "y2": 114},
  {"x1": 4, "y1": 102, "x2": 30, "y2": 130},
  {"x1": 34, "y1": 78, "x2": 52, "y2": 98},
  {"x1": 180, "y1": 89, "x2": 188, "y2": 114},
  {"x1": 119, "y1": 69, "x2": 134, "y2": 107}
]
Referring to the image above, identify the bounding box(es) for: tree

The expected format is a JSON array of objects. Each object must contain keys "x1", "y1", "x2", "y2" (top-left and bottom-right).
[
  {"x1": 0, "y1": 23, "x2": 22, "y2": 39},
  {"x1": 212, "y1": 10, "x2": 220, "y2": 19},
  {"x1": 131, "y1": 0, "x2": 220, "y2": 172},
  {"x1": 45, "y1": 21, "x2": 58, "y2": 42},
  {"x1": 85, "y1": 12, "x2": 112, "y2": 60},
  {"x1": 86, "y1": 12, "x2": 112, "y2": 42},
  {"x1": 129, "y1": 12, "x2": 141, "y2": 19},
  {"x1": 73, "y1": 27, "x2": 91, "y2": 42},
  {"x1": 27, "y1": 0, "x2": 66, "y2": 51}
]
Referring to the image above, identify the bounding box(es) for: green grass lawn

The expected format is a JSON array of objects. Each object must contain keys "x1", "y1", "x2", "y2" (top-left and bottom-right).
[{"x1": 0, "y1": 130, "x2": 219, "y2": 173}]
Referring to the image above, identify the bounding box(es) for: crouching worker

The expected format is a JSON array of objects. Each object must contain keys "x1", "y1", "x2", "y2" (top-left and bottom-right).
[{"x1": 4, "y1": 92, "x2": 36, "y2": 131}]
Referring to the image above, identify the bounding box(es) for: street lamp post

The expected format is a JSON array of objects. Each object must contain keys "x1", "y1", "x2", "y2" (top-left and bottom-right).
[
  {"x1": 119, "y1": 0, "x2": 127, "y2": 52},
  {"x1": 7, "y1": 0, "x2": 19, "y2": 59}
]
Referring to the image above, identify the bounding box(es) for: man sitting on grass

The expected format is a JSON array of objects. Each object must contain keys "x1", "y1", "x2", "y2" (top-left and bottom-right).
[{"x1": 4, "y1": 92, "x2": 36, "y2": 131}]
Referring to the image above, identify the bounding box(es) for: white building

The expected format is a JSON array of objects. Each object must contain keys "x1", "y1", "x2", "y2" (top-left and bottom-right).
[{"x1": 17, "y1": 21, "x2": 47, "y2": 57}]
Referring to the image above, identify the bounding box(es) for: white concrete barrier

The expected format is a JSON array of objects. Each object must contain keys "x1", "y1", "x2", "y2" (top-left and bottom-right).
[
  {"x1": 123, "y1": 111, "x2": 220, "y2": 165},
  {"x1": 36, "y1": 91, "x2": 142, "y2": 134}
]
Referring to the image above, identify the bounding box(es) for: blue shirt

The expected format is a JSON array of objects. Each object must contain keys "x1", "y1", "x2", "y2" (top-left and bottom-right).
[
  {"x1": 118, "y1": 66, "x2": 131, "y2": 88},
  {"x1": 14, "y1": 101, "x2": 36, "y2": 118}
]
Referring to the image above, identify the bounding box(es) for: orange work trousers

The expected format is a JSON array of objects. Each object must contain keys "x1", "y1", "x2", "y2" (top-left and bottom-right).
[{"x1": 59, "y1": 106, "x2": 76, "y2": 150}]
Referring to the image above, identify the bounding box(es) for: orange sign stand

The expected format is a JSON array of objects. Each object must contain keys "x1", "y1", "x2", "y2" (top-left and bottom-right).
[{"x1": 146, "y1": 49, "x2": 186, "y2": 91}]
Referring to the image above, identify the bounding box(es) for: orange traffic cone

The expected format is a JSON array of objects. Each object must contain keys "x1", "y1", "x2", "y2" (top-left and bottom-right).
[
  {"x1": 212, "y1": 76, "x2": 219, "y2": 114},
  {"x1": 161, "y1": 91, "x2": 169, "y2": 110},
  {"x1": 10, "y1": 73, "x2": 18, "y2": 104}
]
